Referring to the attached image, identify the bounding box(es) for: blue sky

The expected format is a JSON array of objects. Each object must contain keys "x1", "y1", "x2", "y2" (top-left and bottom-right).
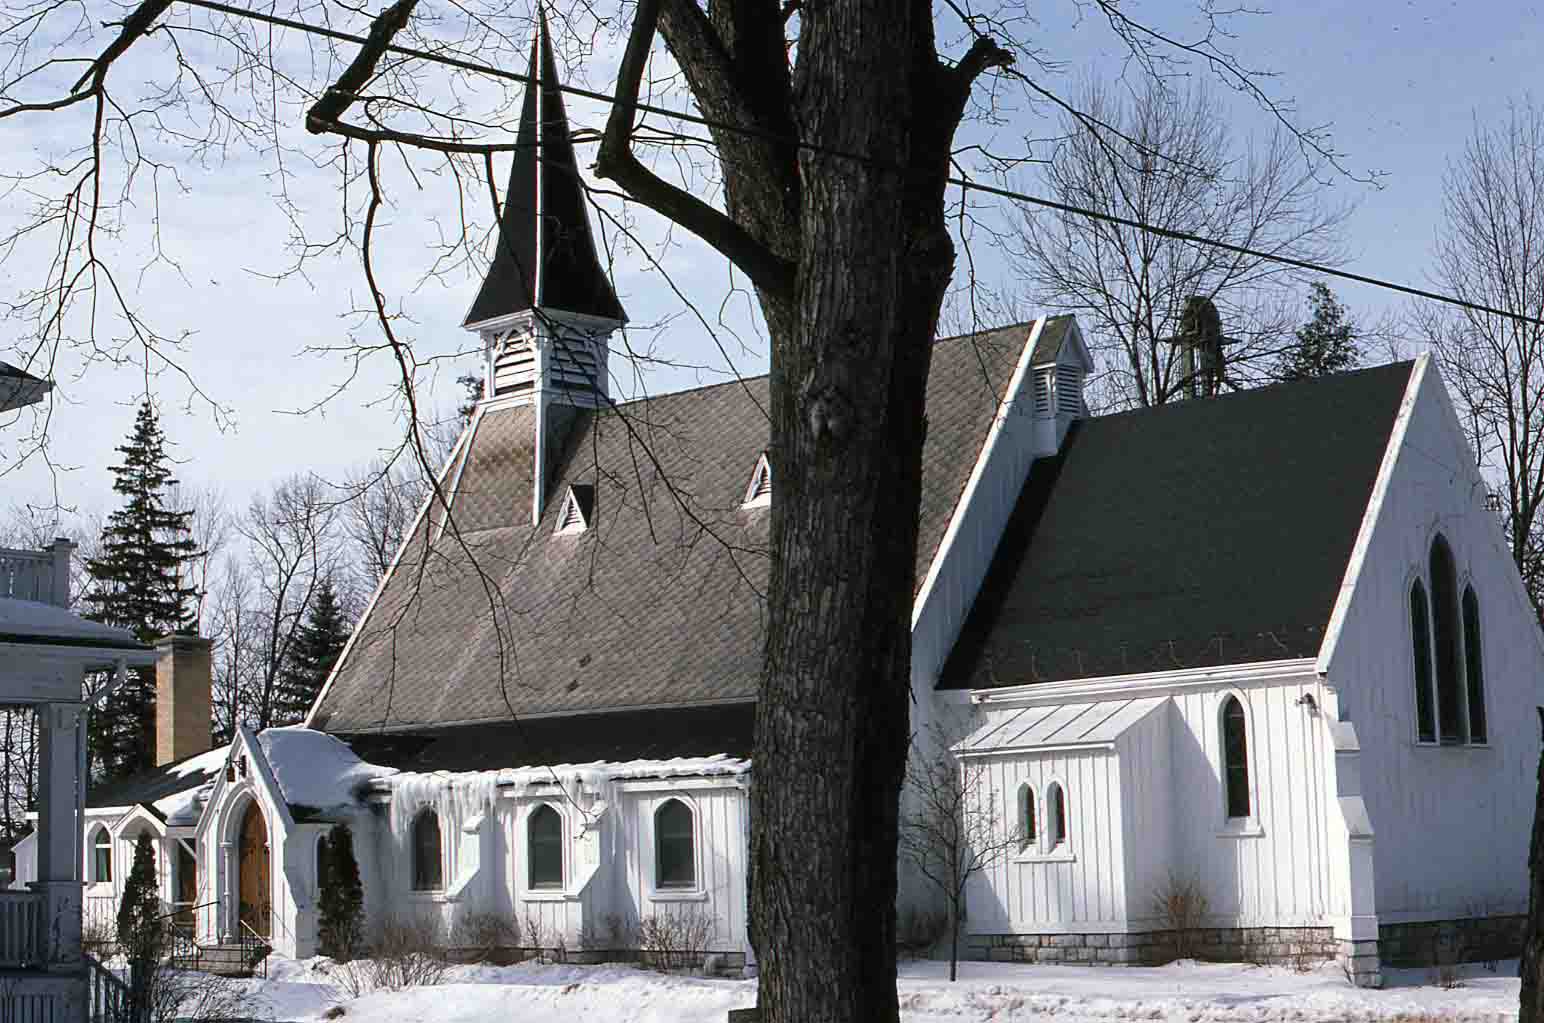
[{"x1": 1, "y1": 0, "x2": 1538, "y2": 522}]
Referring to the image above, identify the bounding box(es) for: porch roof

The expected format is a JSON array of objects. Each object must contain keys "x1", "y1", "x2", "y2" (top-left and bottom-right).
[
  {"x1": 954, "y1": 695, "x2": 1168, "y2": 756},
  {"x1": 0, "y1": 599, "x2": 149, "y2": 652}
]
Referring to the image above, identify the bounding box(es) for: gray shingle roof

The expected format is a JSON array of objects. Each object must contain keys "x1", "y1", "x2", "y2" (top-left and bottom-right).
[
  {"x1": 941, "y1": 361, "x2": 1415, "y2": 688},
  {"x1": 312, "y1": 324, "x2": 1033, "y2": 733}
]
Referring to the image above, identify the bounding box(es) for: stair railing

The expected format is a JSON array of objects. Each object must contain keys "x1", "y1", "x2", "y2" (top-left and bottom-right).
[
  {"x1": 238, "y1": 918, "x2": 271, "y2": 979},
  {"x1": 85, "y1": 953, "x2": 134, "y2": 1022}
]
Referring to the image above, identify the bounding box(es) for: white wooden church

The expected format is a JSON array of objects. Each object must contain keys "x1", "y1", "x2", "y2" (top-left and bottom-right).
[{"x1": 18, "y1": 19, "x2": 1543, "y2": 990}]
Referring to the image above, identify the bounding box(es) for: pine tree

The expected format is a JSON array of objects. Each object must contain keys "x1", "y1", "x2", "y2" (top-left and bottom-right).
[
  {"x1": 1276, "y1": 282, "x2": 1360, "y2": 381},
  {"x1": 117, "y1": 832, "x2": 163, "y2": 1015},
  {"x1": 84, "y1": 400, "x2": 200, "y2": 779},
  {"x1": 317, "y1": 822, "x2": 364, "y2": 961},
  {"x1": 273, "y1": 578, "x2": 350, "y2": 724}
]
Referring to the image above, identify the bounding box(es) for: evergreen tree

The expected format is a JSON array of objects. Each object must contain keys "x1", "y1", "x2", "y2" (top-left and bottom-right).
[
  {"x1": 1276, "y1": 282, "x2": 1360, "y2": 381},
  {"x1": 84, "y1": 400, "x2": 200, "y2": 779},
  {"x1": 273, "y1": 578, "x2": 350, "y2": 724},
  {"x1": 317, "y1": 822, "x2": 364, "y2": 961},
  {"x1": 117, "y1": 832, "x2": 163, "y2": 1015}
]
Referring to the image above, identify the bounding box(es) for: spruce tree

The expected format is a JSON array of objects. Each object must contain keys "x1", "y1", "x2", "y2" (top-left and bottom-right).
[
  {"x1": 117, "y1": 833, "x2": 163, "y2": 1014},
  {"x1": 1276, "y1": 282, "x2": 1360, "y2": 381},
  {"x1": 273, "y1": 578, "x2": 350, "y2": 725},
  {"x1": 317, "y1": 822, "x2": 364, "y2": 961},
  {"x1": 84, "y1": 400, "x2": 200, "y2": 779}
]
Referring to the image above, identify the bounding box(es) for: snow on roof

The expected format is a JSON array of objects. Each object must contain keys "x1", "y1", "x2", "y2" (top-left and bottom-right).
[
  {"x1": 152, "y1": 745, "x2": 231, "y2": 824},
  {"x1": 257, "y1": 726, "x2": 399, "y2": 813},
  {"x1": 0, "y1": 599, "x2": 145, "y2": 647},
  {"x1": 954, "y1": 696, "x2": 1168, "y2": 756}
]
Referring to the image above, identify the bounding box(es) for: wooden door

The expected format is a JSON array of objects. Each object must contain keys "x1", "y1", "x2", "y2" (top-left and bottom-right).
[
  {"x1": 175, "y1": 843, "x2": 197, "y2": 927},
  {"x1": 237, "y1": 802, "x2": 270, "y2": 939}
]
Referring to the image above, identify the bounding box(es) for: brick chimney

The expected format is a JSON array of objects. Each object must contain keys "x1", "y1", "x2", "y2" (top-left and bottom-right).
[{"x1": 155, "y1": 635, "x2": 213, "y2": 766}]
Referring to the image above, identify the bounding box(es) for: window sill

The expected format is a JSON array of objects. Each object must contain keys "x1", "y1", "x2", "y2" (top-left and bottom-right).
[
  {"x1": 647, "y1": 888, "x2": 709, "y2": 903},
  {"x1": 1014, "y1": 847, "x2": 1075, "y2": 864},
  {"x1": 519, "y1": 889, "x2": 580, "y2": 903},
  {"x1": 1217, "y1": 821, "x2": 1263, "y2": 838},
  {"x1": 1412, "y1": 741, "x2": 1491, "y2": 750},
  {"x1": 406, "y1": 889, "x2": 454, "y2": 903}
]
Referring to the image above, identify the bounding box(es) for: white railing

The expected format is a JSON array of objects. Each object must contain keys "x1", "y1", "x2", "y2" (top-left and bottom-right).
[
  {"x1": 0, "y1": 890, "x2": 43, "y2": 966},
  {"x1": 0, "y1": 540, "x2": 72, "y2": 607}
]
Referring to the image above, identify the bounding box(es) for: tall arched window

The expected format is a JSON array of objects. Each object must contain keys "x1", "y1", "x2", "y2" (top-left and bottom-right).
[
  {"x1": 527, "y1": 804, "x2": 564, "y2": 890},
  {"x1": 1410, "y1": 581, "x2": 1437, "y2": 743},
  {"x1": 1463, "y1": 586, "x2": 1488, "y2": 744},
  {"x1": 1018, "y1": 784, "x2": 1037, "y2": 850},
  {"x1": 411, "y1": 809, "x2": 443, "y2": 891},
  {"x1": 655, "y1": 799, "x2": 696, "y2": 889},
  {"x1": 1047, "y1": 783, "x2": 1068, "y2": 847},
  {"x1": 1222, "y1": 696, "x2": 1251, "y2": 819},
  {"x1": 91, "y1": 827, "x2": 111, "y2": 883},
  {"x1": 1430, "y1": 536, "x2": 1465, "y2": 743}
]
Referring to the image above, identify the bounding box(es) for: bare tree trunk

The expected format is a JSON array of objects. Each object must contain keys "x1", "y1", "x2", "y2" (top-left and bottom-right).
[{"x1": 1522, "y1": 707, "x2": 1544, "y2": 1023}]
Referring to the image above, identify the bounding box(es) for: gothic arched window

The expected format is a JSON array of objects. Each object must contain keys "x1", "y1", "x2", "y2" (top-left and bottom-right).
[
  {"x1": 1410, "y1": 580, "x2": 1437, "y2": 743},
  {"x1": 1047, "y1": 783, "x2": 1068, "y2": 848},
  {"x1": 1463, "y1": 586, "x2": 1488, "y2": 744},
  {"x1": 1430, "y1": 536, "x2": 1465, "y2": 742},
  {"x1": 1018, "y1": 784, "x2": 1037, "y2": 851},
  {"x1": 527, "y1": 804, "x2": 564, "y2": 890},
  {"x1": 1222, "y1": 696, "x2": 1251, "y2": 819},
  {"x1": 655, "y1": 799, "x2": 696, "y2": 889},
  {"x1": 411, "y1": 809, "x2": 443, "y2": 891},
  {"x1": 91, "y1": 827, "x2": 112, "y2": 883}
]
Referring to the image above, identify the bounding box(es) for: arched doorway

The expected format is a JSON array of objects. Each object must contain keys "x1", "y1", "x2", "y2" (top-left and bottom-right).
[{"x1": 236, "y1": 801, "x2": 270, "y2": 940}]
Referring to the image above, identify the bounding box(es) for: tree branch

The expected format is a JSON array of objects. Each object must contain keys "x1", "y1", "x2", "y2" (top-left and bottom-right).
[
  {"x1": 595, "y1": 0, "x2": 793, "y2": 301},
  {"x1": 305, "y1": 0, "x2": 418, "y2": 136}
]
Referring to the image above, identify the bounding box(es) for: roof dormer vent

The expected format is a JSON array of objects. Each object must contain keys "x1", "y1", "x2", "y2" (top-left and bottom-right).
[
  {"x1": 553, "y1": 484, "x2": 594, "y2": 535},
  {"x1": 743, "y1": 453, "x2": 772, "y2": 508}
]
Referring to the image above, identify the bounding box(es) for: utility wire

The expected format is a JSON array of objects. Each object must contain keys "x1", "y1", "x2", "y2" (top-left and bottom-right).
[{"x1": 175, "y1": 0, "x2": 1544, "y2": 330}]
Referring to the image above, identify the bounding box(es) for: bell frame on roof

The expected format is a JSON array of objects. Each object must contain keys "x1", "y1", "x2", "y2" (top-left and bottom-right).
[{"x1": 742, "y1": 453, "x2": 772, "y2": 509}]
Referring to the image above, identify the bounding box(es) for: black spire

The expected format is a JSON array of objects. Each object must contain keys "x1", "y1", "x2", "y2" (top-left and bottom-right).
[{"x1": 463, "y1": 11, "x2": 625, "y2": 328}]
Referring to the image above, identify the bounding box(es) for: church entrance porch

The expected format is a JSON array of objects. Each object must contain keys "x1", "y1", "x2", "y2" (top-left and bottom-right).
[{"x1": 236, "y1": 801, "x2": 271, "y2": 941}]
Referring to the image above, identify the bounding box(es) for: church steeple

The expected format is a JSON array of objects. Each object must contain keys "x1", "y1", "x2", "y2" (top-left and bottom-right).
[{"x1": 461, "y1": 11, "x2": 624, "y2": 525}]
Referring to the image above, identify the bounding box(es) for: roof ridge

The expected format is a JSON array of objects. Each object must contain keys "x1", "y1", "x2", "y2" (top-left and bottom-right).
[{"x1": 1087, "y1": 359, "x2": 1417, "y2": 425}]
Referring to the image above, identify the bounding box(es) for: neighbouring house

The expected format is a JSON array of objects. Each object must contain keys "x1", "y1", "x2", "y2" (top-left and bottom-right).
[{"x1": 27, "y1": 17, "x2": 1542, "y2": 990}]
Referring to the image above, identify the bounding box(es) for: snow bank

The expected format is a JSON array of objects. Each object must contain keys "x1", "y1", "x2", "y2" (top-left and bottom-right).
[
  {"x1": 238, "y1": 955, "x2": 1522, "y2": 1023},
  {"x1": 257, "y1": 727, "x2": 398, "y2": 812}
]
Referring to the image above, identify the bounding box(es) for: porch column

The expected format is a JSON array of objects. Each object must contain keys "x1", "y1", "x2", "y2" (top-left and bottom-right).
[{"x1": 31, "y1": 701, "x2": 84, "y2": 971}]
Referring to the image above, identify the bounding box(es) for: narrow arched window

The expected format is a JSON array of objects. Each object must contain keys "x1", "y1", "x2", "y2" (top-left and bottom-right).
[
  {"x1": 411, "y1": 809, "x2": 443, "y2": 891},
  {"x1": 1410, "y1": 581, "x2": 1437, "y2": 743},
  {"x1": 527, "y1": 804, "x2": 564, "y2": 890},
  {"x1": 1047, "y1": 783, "x2": 1067, "y2": 847},
  {"x1": 655, "y1": 799, "x2": 695, "y2": 889},
  {"x1": 1430, "y1": 536, "x2": 1465, "y2": 743},
  {"x1": 1222, "y1": 696, "x2": 1251, "y2": 819},
  {"x1": 1463, "y1": 586, "x2": 1488, "y2": 743},
  {"x1": 91, "y1": 827, "x2": 112, "y2": 883},
  {"x1": 316, "y1": 833, "x2": 331, "y2": 894},
  {"x1": 1018, "y1": 785, "x2": 1037, "y2": 850}
]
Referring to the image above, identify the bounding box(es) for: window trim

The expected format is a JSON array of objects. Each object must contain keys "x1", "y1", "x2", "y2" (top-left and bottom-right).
[
  {"x1": 1461, "y1": 583, "x2": 1489, "y2": 746},
  {"x1": 410, "y1": 807, "x2": 444, "y2": 893},
  {"x1": 1428, "y1": 535, "x2": 1468, "y2": 744},
  {"x1": 524, "y1": 802, "x2": 567, "y2": 893},
  {"x1": 1410, "y1": 536, "x2": 1488, "y2": 749},
  {"x1": 648, "y1": 795, "x2": 703, "y2": 899},
  {"x1": 1409, "y1": 576, "x2": 1438, "y2": 744},
  {"x1": 1016, "y1": 783, "x2": 1037, "y2": 852},
  {"x1": 1220, "y1": 693, "x2": 1254, "y2": 823},
  {"x1": 90, "y1": 825, "x2": 112, "y2": 884}
]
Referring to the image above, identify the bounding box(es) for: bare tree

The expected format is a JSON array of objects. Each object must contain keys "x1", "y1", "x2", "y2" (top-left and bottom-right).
[
  {"x1": 342, "y1": 456, "x2": 429, "y2": 596},
  {"x1": 1412, "y1": 99, "x2": 1544, "y2": 613},
  {"x1": 899, "y1": 724, "x2": 1019, "y2": 982},
  {"x1": 1012, "y1": 79, "x2": 1349, "y2": 410},
  {"x1": 240, "y1": 474, "x2": 339, "y2": 728},
  {"x1": 207, "y1": 554, "x2": 262, "y2": 741}
]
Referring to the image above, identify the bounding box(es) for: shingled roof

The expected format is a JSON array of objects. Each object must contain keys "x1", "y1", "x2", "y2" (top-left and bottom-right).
[
  {"x1": 462, "y1": 12, "x2": 624, "y2": 327},
  {"x1": 941, "y1": 360, "x2": 1415, "y2": 688},
  {"x1": 310, "y1": 324, "x2": 1033, "y2": 734}
]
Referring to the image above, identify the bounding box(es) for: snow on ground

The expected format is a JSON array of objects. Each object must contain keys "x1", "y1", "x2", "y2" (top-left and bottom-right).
[{"x1": 217, "y1": 956, "x2": 1522, "y2": 1022}]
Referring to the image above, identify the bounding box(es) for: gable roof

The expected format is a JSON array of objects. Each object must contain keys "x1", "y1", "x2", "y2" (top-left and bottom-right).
[
  {"x1": 310, "y1": 323, "x2": 1033, "y2": 733},
  {"x1": 462, "y1": 12, "x2": 624, "y2": 327},
  {"x1": 0, "y1": 361, "x2": 50, "y2": 413},
  {"x1": 86, "y1": 745, "x2": 227, "y2": 818},
  {"x1": 941, "y1": 361, "x2": 1416, "y2": 689}
]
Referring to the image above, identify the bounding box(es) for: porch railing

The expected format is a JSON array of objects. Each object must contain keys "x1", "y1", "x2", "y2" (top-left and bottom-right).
[
  {"x1": 86, "y1": 953, "x2": 134, "y2": 1023},
  {"x1": 0, "y1": 890, "x2": 43, "y2": 967},
  {"x1": 0, "y1": 542, "x2": 70, "y2": 607}
]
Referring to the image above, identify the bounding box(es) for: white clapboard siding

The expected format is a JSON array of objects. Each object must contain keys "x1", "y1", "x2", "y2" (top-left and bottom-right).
[{"x1": 1319, "y1": 361, "x2": 1539, "y2": 922}]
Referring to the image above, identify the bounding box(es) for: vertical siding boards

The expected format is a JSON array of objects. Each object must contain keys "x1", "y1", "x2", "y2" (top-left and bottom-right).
[{"x1": 1321, "y1": 365, "x2": 1540, "y2": 922}]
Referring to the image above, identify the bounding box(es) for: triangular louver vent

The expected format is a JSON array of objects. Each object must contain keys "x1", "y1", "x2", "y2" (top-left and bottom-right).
[
  {"x1": 743, "y1": 454, "x2": 772, "y2": 508},
  {"x1": 553, "y1": 484, "x2": 594, "y2": 535}
]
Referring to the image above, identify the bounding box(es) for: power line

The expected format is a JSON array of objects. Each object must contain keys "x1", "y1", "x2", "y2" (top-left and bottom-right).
[{"x1": 173, "y1": 0, "x2": 1544, "y2": 330}]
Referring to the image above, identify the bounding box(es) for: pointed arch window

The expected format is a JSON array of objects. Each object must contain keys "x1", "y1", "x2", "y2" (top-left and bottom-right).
[
  {"x1": 1429, "y1": 536, "x2": 1466, "y2": 743},
  {"x1": 1046, "y1": 783, "x2": 1068, "y2": 848},
  {"x1": 1463, "y1": 586, "x2": 1488, "y2": 744},
  {"x1": 411, "y1": 809, "x2": 443, "y2": 891},
  {"x1": 1017, "y1": 784, "x2": 1037, "y2": 851},
  {"x1": 91, "y1": 827, "x2": 112, "y2": 883},
  {"x1": 527, "y1": 804, "x2": 564, "y2": 890},
  {"x1": 1410, "y1": 581, "x2": 1437, "y2": 743},
  {"x1": 1222, "y1": 696, "x2": 1251, "y2": 819},
  {"x1": 654, "y1": 798, "x2": 696, "y2": 889}
]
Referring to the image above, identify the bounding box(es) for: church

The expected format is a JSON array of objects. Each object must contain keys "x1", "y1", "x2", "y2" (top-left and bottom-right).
[{"x1": 19, "y1": 18, "x2": 1542, "y2": 990}]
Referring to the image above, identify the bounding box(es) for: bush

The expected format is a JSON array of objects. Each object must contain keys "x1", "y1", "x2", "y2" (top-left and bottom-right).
[
  {"x1": 318, "y1": 823, "x2": 365, "y2": 961},
  {"x1": 333, "y1": 915, "x2": 449, "y2": 997},
  {"x1": 1151, "y1": 873, "x2": 1209, "y2": 961},
  {"x1": 637, "y1": 908, "x2": 715, "y2": 972},
  {"x1": 448, "y1": 911, "x2": 520, "y2": 963}
]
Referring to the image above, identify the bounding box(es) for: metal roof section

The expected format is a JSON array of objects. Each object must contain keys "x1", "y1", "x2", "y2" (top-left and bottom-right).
[{"x1": 954, "y1": 695, "x2": 1169, "y2": 756}]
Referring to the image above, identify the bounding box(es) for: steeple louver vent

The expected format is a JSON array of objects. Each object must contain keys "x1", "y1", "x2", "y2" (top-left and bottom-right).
[
  {"x1": 743, "y1": 454, "x2": 772, "y2": 508},
  {"x1": 1056, "y1": 365, "x2": 1084, "y2": 416},
  {"x1": 553, "y1": 484, "x2": 594, "y2": 535}
]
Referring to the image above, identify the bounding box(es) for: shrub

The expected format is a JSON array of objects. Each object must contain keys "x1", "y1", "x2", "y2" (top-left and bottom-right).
[
  {"x1": 318, "y1": 823, "x2": 365, "y2": 961},
  {"x1": 896, "y1": 908, "x2": 948, "y2": 960},
  {"x1": 448, "y1": 911, "x2": 520, "y2": 963},
  {"x1": 333, "y1": 915, "x2": 448, "y2": 997},
  {"x1": 638, "y1": 908, "x2": 715, "y2": 972},
  {"x1": 1151, "y1": 873, "x2": 1209, "y2": 961}
]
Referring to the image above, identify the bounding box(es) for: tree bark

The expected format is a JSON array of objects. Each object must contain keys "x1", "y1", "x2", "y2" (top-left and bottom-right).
[{"x1": 1521, "y1": 707, "x2": 1544, "y2": 1023}]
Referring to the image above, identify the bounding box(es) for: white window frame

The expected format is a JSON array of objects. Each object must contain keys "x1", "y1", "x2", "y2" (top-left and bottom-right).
[
  {"x1": 646, "y1": 794, "x2": 707, "y2": 902},
  {"x1": 518, "y1": 801, "x2": 574, "y2": 900},
  {"x1": 1217, "y1": 689, "x2": 1263, "y2": 837}
]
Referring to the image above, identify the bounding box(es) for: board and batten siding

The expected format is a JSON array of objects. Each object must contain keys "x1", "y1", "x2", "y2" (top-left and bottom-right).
[{"x1": 1319, "y1": 358, "x2": 1542, "y2": 923}]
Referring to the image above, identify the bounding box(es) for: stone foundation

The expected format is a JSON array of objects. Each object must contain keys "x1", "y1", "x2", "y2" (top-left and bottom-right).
[
  {"x1": 966, "y1": 926, "x2": 1337, "y2": 968},
  {"x1": 1377, "y1": 915, "x2": 1525, "y2": 969},
  {"x1": 1338, "y1": 938, "x2": 1382, "y2": 989}
]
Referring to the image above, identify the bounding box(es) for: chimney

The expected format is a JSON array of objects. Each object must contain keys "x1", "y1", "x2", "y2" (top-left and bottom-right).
[{"x1": 155, "y1": 635, "x2": 213, "y2": 767}]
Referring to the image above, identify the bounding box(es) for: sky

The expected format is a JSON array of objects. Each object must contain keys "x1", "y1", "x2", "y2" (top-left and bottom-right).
[{"x1": 0, "y1": 0, "x2": 1539, "y2": 527}]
